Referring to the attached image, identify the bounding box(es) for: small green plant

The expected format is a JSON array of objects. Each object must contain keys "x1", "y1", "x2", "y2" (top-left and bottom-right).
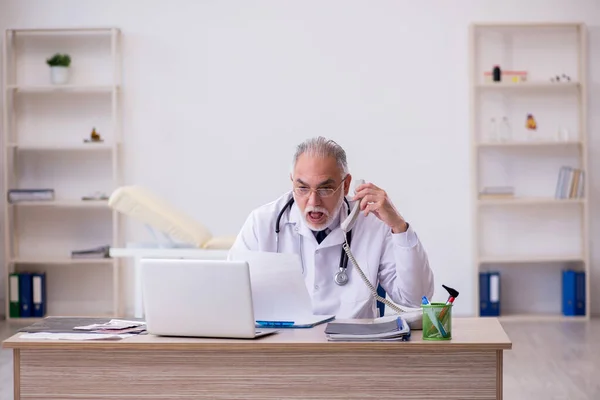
[{"x1": 46, "y1": 53, "x2": 71, "y2": 67}]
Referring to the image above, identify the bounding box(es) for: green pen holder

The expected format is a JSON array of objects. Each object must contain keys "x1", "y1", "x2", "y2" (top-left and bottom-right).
[{"x1": 422, "y1": 303, "x2": 452, "y2": 340}]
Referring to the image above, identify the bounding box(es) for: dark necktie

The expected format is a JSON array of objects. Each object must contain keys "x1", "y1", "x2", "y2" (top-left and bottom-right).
[{"x1": 315, "y1": 230, "x2": 328, "y2": 244}]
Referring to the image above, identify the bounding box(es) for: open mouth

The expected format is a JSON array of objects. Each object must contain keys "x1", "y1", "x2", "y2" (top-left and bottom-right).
[{"x1": 307, "y1": 211, "x2": 326, "y2": 224}]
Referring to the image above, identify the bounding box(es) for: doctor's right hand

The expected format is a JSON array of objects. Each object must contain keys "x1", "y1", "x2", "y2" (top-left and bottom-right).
[{"x1": 352, "y1": 182, "x2": 408, "y2": 234}]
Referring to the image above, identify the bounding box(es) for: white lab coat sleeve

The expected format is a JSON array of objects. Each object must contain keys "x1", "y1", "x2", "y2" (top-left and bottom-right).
[
  {"x1": 377, "y1": 223, "x2": 435, "y2": 308},
  {"x1": 230, "y1": 212, "x2": 260, "y2": 252}
]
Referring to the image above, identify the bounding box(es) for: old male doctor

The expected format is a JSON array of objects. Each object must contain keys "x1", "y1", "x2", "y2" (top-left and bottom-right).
[{"x1": 231, "y1": 137, "x2": 434, "y2": 319}]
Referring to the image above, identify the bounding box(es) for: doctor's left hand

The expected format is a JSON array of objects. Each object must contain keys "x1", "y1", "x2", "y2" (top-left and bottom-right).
[{"x1": 352, "y1": 182, "x2": 408, "y2": 234}]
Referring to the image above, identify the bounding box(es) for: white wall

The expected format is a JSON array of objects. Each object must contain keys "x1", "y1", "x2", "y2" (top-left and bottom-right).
[{"x1": 0, "y1": 0, "x2": 599, "y2": 317}]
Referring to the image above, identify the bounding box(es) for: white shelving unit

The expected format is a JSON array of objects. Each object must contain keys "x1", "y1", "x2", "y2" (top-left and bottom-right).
[
  {"x1": 2, "y1": 27, "x2": 123, "y2": 321},
  {"x1": 469, "y1": 23, "x2": 590, "y2": 320}
]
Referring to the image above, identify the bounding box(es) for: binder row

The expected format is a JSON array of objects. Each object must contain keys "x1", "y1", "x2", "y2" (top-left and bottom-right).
[
  {"x1": 479, "y1": 270, "x2": 586, "y2": 317},
  {"x1": 554, "y1": 166, "x2": 584, "y2": 199},
  {"x1": 9, "y1": 272, "x2": 46, "y2": 318},
  {"x1": 562, "y1": 270, "x2": 586, "y2": 316}
]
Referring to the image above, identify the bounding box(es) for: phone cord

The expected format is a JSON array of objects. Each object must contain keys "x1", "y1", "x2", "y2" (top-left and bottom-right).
[{"x1": 342, "y1": 241, "x2": 414, "y2": 315}]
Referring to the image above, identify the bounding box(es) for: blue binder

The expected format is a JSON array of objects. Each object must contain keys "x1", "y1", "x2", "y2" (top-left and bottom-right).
[
  {"x1": 479, "y1": 272, "x2": 489, "y2": 316},
  {"x1": 32, "y1": 272, "x2": 47, "y2": 318},
  {"x1": 575, "y1": 271, "x2": 585, "y2": 316},
  {"x1": 19, "y1": 272, "x2": 33, "y2": 318},
  {"x1": 562, "y1": 269, "x2": 585, "y2": 316},
  {"x1": 480, "y1": 271, "x2": 500, "y2": 317}
]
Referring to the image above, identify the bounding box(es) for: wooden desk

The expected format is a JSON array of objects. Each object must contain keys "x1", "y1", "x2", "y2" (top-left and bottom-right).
[{"x1": 3, "y1": 317, "x2": 511, "y2": 399}]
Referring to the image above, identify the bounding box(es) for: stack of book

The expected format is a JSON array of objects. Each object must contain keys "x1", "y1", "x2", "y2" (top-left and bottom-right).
[
  {"x1": 7, "y1": 188, "x2": 54, "y2": 203},
  {"x1": 478, "y1": 186, "x2": 514, "y2": 200},
  {"x1": 324, "y1": 317, "x2": 411, "y2": 342},
  {"x1": 555, "y1": 166, "x2": 584, "y2": 199},
  {"x1": 71, "y1": 245, "x2": 110, "y2": 259}
]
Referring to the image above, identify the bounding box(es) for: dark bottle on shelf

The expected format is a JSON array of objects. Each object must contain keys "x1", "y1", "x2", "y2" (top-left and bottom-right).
[{"x1": 492, "y1": 65, "x2": 501, "y2": 82}]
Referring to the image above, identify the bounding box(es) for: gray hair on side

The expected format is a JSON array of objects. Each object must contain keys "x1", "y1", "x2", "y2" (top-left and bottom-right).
[{"x1": 292, "y1": 136, "x2": 349, "y2": 176}]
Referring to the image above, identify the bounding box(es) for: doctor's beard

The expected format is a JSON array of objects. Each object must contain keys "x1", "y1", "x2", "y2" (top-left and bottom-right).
[{"x1": 303, "y1": 189, "x2": 346, "y2": 232}]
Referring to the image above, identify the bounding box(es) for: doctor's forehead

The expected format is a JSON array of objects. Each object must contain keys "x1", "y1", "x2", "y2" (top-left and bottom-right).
[{"x1": 292, "y1": 154, "x2": 343, "y2": 183}]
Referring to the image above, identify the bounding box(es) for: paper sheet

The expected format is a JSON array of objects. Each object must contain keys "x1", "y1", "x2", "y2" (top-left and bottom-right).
[{"x1": 20, "y1": 332, "x2": 134, "y2": 341}]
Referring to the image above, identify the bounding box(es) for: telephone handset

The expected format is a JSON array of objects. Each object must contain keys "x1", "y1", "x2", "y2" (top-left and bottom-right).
[
  {"x1": 340, "y1": 179, "x2": 423, "y2": 326},
  {"x1": 340, "y1": 179, "x2": 363, "y2": 233}
]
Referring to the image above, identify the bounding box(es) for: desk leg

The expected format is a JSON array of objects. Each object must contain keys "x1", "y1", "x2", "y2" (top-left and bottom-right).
[
  {"x1": 497, "y1": 350, "x2": 503, "y2": 399},
  {"x1": 13, "y1": 349, "x2": 20, "y2": 400}
]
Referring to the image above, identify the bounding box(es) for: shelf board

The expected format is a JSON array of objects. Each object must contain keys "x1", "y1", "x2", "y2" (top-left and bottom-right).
[
  {"x1": 478, "y1": 197, "x2": 585, "y2": 206},
  {"x1": 6, "y1": 84, "x2": 117, "y2": 93},
  {"x1": 11, "y1": 258, "x2": 114, "y2": 265},
  {"x1": 477, "y1": 140, "x2": 583, "y2": 148},
  {"x1": 9, "y1": 199, "x2": 109, "y2": 208},
  {"x1": 473, "y1": 22, "x2": 584, "y2": 29},
  {"x1": 479, "y1": 255, "x2": 584, "y2": 264},
  {"x1": 497, "y1": 314, "x2": 588, "y2": 322},
  {"x1": 9, "y1": 27, "x2": 118, "y2": 35},
  {"x1": 476, "y1": 82, "x2": 580, "y2": 90},
  {"x1": 7, "y1": 143, "x2": 115, "y2": 151}
]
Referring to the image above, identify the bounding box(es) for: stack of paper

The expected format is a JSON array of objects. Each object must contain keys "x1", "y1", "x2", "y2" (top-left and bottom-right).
[
  {"x1": 73, "y1": 319, "x2": 146, "y2": 335},
  {"x1": 18, "y1": 317, "x2": 146, "y2": 341},
  {"x1": 324, "y1": 317, "x2": 411, "y2": 342}
]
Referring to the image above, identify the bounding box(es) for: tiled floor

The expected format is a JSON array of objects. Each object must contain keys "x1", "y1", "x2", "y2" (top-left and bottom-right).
[{"x1": 1, "y1": 318, "x2": 599, "y2": 399}]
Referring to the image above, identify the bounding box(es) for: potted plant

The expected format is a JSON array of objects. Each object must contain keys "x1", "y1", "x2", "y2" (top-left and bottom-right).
[{"x1": 46, "y1": 53, "x2": 71, "y2": 84}]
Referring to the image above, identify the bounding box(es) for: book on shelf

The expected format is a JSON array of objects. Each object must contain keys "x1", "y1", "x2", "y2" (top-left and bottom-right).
[
  {"x1": 478, "y1": 186, "x2": 514, "y2": 199},
  {"x1": 71, "y1": 245, "x2": 111, "y2": 259},
  {"x1": 555, "y1": 166, "x2": 584, "y2": 199},
  {"x1": 7, "y1": 188, "x2": 55, "y2": 203}
]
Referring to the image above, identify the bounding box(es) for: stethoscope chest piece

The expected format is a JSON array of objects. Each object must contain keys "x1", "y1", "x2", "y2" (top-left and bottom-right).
[{"x1": 334, "y1": 268, "x2": 349, "y2": 286}]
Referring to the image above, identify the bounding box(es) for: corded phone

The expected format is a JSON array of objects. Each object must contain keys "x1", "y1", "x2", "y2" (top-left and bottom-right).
[{"x1": 340, "y1": 179, "x2": 424, "y2": 329}]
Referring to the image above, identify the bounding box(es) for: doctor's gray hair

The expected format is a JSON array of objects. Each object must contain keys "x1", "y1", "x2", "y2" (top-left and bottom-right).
[{"x1": 292, "y1": 136, "x2": 349, "y2": 176}]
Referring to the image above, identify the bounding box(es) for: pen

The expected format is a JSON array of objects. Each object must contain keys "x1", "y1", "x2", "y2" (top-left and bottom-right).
[
  {"x1": 426, "y1": 285, "x2": 460, "y2": 336},
  {"x1": 421, "y1": 296, "x2": 447, "y2": 338},
  {"x1": 256, "y1": 321, "x2": 295, "y2": 327}
]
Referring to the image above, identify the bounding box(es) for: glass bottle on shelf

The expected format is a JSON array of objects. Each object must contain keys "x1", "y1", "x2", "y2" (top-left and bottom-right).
[
  {"x1": 499, "y1": 116, "x2": 512, "y2": 142},
  {"x1": 487, "y1": 117, "x2": 498, "y2": 142}
]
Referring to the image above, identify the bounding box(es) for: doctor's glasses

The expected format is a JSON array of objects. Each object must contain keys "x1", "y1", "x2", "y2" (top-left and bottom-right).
[{"x1": 293, "y1": 180, "x2": 344, "y2": 198}]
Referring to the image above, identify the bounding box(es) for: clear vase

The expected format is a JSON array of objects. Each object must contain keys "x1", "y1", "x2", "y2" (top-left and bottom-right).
[
  {"x1": 499, "y1": 117, "x2": 512, "y2": 142},
  {"x1": 487, "y1": 118, "x2": 498, "y2": 142}
]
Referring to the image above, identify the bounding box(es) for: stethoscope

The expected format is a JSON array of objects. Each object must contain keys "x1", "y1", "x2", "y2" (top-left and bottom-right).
[{"x1": 275, "y1": 196, "x2": 352, "y2": 286}]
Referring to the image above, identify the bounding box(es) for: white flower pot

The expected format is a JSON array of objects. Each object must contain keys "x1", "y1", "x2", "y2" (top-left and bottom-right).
[{"x1": 50, "y1": 66, "x2": 70, "y2": 84}]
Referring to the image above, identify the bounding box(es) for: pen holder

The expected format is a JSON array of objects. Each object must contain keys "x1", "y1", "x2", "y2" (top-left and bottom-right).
[{"x1": 422, "y1": 303, "x2": 452, "y2": 340}]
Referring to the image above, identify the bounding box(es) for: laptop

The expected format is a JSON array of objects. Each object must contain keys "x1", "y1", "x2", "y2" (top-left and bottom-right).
[
  {"x1": 140, "y1": 258, "x2": 278, "y2": 339},
  {"x1": 228, "y1": 250, "x2": 335, "y2": 328}
]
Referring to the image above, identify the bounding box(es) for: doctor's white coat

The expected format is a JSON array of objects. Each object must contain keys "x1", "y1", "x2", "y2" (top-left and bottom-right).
[{"x1": 230, "y1": 191, "x2": 435, "y2": 319}]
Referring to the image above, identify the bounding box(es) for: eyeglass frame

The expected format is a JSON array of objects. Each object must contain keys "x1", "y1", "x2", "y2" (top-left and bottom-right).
[{"x1": 292, "y1": 176, "x2": 347, "y2": 198}]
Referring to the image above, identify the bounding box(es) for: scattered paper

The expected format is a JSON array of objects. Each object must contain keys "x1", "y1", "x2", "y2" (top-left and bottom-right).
[
  {"x1": 20, "y1": 332, "x2": 134, "y2": 341},
  {"x1": 74, "y1": 319, "x2": 146, "y2": 331}
]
